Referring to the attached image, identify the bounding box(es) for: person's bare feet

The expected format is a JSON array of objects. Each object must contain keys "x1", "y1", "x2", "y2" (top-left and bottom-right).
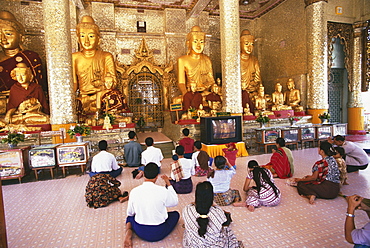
[
  {"x1": 233, "y1": 202, "x2": 247, "y2": 207},
  {"x1": 124, "y1": 223, "x2": 133, "y2": 248},
  {"x1": 119, "y1": 196, "x2": 129, "y2": 203},
  {"x1": 247, "y1": 205, "x2": 255, "y2": 212},
  {"x1": 309, "y1": 195, "x2": 316, "y2": 205},
  {"x1": 343, "y1": 180, "x2": 349, "y2": 185},
  {"x1": 135, "y1": 171, "x2": 143, "y2": 179}
]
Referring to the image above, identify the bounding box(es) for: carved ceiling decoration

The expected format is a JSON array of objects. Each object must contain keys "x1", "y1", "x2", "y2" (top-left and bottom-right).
[{"x1": 82, "y1": 0, "x2": 288, "y2": 19}]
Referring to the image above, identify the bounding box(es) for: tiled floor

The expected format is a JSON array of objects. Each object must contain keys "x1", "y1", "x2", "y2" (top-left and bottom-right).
[{"x1": 2, "y1": 147, "x2": 370, "y2": 248}]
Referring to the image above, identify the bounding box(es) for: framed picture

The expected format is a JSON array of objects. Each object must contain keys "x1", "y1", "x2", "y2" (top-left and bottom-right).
[
  {"x1": 56, "y1": 143, "x2": 88, "y2": 167},
  {"x1": 29, "y1": 144, "x2": 59, "y2": 168},
  {"x1": 0, "y1": 146, "x2": 30, "y2": 180}
]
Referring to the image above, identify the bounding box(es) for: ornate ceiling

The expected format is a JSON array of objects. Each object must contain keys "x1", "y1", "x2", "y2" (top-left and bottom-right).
[{"x1": 82, "y1": 0, "x2": 288, "y2": 19}]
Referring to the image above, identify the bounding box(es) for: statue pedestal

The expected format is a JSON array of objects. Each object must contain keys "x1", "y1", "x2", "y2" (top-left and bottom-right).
[
  {"x1": 272, "y1": 110, "x2": 294, "y2": 119},
  {"x1": 294, "y1": 111, "x2": 306, "y2": 116},
  {"x1": 177, "y1": 119, "x2": 199, "y2": 125},
  {"x1": 243, "y1": 115, "x2": 256, "y2": 121}
]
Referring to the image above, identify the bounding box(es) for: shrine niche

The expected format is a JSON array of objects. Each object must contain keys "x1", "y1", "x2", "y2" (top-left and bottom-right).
[{"x1": 116, "y1": 38, "x2": 177, "y2": 128}]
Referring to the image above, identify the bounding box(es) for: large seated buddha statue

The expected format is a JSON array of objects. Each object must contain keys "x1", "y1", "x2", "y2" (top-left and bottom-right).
[
  {"x1": 240, "y1": 29, "x2": 261, "y2": 98},
  {"x1": 4, "y1": 63, "x2": 49, "y2": 124},
  {"x1": 177, "y1": 26, "x2": 215, "y2": 96},
  {"x1": 72, "y1": 15, "x2": 117, "y2": 114}
]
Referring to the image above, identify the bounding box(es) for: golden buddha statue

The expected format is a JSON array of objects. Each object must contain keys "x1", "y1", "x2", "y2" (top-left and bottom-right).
[
  {"x1": 196, "y1": 104, "x2": 207, "y2": 122},
  {"x1": 284, "y1": 78, "x2": 303, "y2": 111},
  {"x1": 4, "y1": 63, "x2": 49, "y2": 124},
  {"x1": 254, "y1": 84, "x2": 273, "y2": 116},
  {"x1": 240, "y1": 30, "x2": 261, "y2": 95},
  {"x1": 72, "y1": 15, "x2": 117, "y2": 114},
  {"x1": 177, "y1": 26, "x2": 215, "y2": 96},
  {"x1": 243, "y1": 103, "x2": 253, "y2": 116},
  {"x1": 206, "y1": 82, "x2": 222, "y2": 109},
  {"x1": 0, "y1": 11, "x2": 45, "y2": 92},
  {"x1": 183, "y1": 81, "x2": 202, "y2": 111},
  {"x1": 271, "y1": 83, "x2": 291, "y2": 111}
]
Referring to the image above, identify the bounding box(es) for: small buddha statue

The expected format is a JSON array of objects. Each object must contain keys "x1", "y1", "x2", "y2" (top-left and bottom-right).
[
  {"x1": 196, "y1": 104, "x2": 207, "y2": 122},
  {"x1": 243, "y1": 103, "x2": 253, "y2": 116},
  {"x1": 0, "y1": 11, "x2": 45, "y2": 92},
  {"x1": 271, "y1": 83, "x2": 291, "y2": 111},
  {"x1": 102, "y1": 115, "x2": 112, "y2": 130},
  {"x1": 206, "y1": 82, "x2": 222, "y2": 108},
  {"x1": 97, "y1": 73, "x2": 130, "y2": 124},
  {"x1": 209, "y1": 101, "x2": 222, "y2": 117},
  {"x1": 72, "y1": 15, "x2": 117, "y2": 114},
  {"x1": 177, "y1": 26, "x2": 215, "y2": 96},
  {"x1": 4, "y1": 63, "x2": 49, "y2": 124},
  {"x1": 183, "y1": 81, "x2": 203, "y2": 111},
  {"x1": 254, "y1": 84, "x2": 273, "y2": 116},
  {"x1": 240, "y1": 30, "x2": 261, "y2": 95},
  {"x1": 284, "y1": 78, "x2": 303, "y2": 111}
]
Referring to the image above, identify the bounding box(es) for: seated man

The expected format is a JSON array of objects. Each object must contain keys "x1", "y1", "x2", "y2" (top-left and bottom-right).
[
  {"x1": 135, "y1": 137, "x2": 164, "y2": 179},
  {"x1": 89, "y1": 140, "x2": 123, "y2": 178},
  {"x1": 330, "y1": 135, "x2": 369, "y2": 173},
  {"x1": 124, "y1": 131, "x2": 143, "y2": 167},
  {"x1": 344, "y1": 194, "x2": 370, "y2": 247},
  {"x1": 124, "y1": 163, "x2": 179, "y2": 246}
]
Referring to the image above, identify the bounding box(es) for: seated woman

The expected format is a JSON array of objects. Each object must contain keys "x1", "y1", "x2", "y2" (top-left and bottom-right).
[
  {"x1": 262, "y1": 138, "x2": 292, "y2": 179},
  {"x1": 182, "y1": 181, "x2": 243, "y2": 248},
  {"x1": 85, "y1": 174, "x2": 128, "y2": 209},
  {"x1": 234, "y1": 160, "x2": 281, "y2": 212},
  {"x1": 192, "y1": 141, "x2": 213, "y2": 177},
  {"x1": 207, "y1": 156, "x2": 241, "y2": 206},
  {"x1": 169, "y1": 145, "x2": 195, "y2": 194},
  {"x1": 294, "y1": 141, "x2": 340, "y2": 204}
]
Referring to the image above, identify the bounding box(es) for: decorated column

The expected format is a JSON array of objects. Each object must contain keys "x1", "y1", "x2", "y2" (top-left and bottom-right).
[
  {"x1": 347, "y1": 23, "x2": 365, "y2": 134},
  {"x1": 219, "y1": 0, "x2": 242, "y2": 114},
  {"x1": 43, "y1": 0, "x2": 75, "y2": 126},
  {"x1": 305, "y1": 0, "x2": 328, "y2": 123}
]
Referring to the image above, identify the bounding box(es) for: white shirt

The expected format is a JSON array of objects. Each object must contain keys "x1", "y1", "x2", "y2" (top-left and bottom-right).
[
  {"x1": 342, "y1": 141, "x2": 369, "y2": 166},
  {"x1": 91, "y1": 150, "x2": 120, "y2": 172},
  {"x1": 171, "y1": 157, "x2": 195, "y2": 180},
  {"x1": 127, "y1": 181, "x2": 178, "y2": 225},
  {"x1": 192, "y1": 151, "x2": 200, "y2": 167},
  {"x1": 141, "y1": 146, "x2": 164, "y2": 167},
  {"x1": 208, "y1": 166, "x2": 236, "y2": 193}
]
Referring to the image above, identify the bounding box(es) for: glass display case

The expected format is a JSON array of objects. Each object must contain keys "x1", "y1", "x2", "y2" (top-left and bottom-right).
[
  {"x1": 281, "y1": 127, "x2": 299, "y2": 142},
  {"x1": 300, "y1": 126, "x2": 316, "y2": 141},
  {"x1": 255, "y1": 128, "x2": 281, "y2": 144},
  {"x1": 29, "y1": 144, "x2": 60, "y2": 169},
  {"x1": 332, "y1": 123, "x2": 347, "y2": 136},
  {"x1": 56, "y1": 142, "x2": 89, "y2": 177},
  {"x1": 0, "y1": 146, "x2": 31, "y2": 182},
  {"x1": 315, "y1": 125, "x2": 333, "y2": 140}
]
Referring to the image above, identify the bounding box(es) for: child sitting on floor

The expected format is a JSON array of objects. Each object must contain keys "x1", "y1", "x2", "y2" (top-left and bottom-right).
[
  {"x1": 207, "y1": 155, "x2": 241, "y2": 206},
  {"x1": 334, "y1": 146, "x2": 348, "y2": 185},
  {"x1": 234, "y1": 160, "x2": 281, "y2": 212},
  {"x1": 222, "y1": 142, "x2": 238, "y2": 169}
]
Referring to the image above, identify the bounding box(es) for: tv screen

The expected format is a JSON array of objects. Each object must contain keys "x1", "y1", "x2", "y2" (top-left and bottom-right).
[{"x1": 200, "y1": 116, "x2": 242, "y2": 144}]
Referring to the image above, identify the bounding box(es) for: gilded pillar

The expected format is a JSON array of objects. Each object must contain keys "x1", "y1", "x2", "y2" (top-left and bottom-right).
[
  {"x1": 219, "y1": 0, "x2": 242, "y2": 114},
  {"x1": 347, "y1": 24, "x2": 365, "y2": 134},
  {"x1": 43, "y1": 0, "x2": 75, "y2": 125},
  {"x1": 305, "y1": 0, "x2": 328, "y2": 123}
]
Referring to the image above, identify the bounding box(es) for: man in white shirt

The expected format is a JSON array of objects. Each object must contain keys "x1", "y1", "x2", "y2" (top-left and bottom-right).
[
  {"x1": 135, "y1": 137, "x2": 164, "y2": 179},
  {"x1": 89, "y1": 140, "x2": 122, "y2": 178},
  {"x1": 124, "y1": 163, "x2": 179, "y2": 247},
  {"x1": 331, "y1": 135, "x2": 369, "y2": 173}
]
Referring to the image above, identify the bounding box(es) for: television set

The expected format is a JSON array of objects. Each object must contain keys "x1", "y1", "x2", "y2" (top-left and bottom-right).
[{"x1": 200, "y1": 116, "x2": 242, "y2": 144}]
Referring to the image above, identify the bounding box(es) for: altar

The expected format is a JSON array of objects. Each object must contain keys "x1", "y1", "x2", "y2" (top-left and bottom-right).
[{"x1": 201, "y1": 141, "x2": 248, "y2": 158}]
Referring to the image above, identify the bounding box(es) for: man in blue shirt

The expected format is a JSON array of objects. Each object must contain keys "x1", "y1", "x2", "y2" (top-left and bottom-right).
[{"x1": 124, "y1": 131, "x2": 143, "y2": 167}]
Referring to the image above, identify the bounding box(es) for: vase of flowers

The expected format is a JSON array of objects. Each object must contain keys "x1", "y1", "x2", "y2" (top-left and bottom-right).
[
  {"x1": 318, "y1": 112, "x2": 330, "y2": 124},
  {"x1": 67, "y1": 124, "x2": 91, "y2": 142},
  {"x1": 1, "y1": 131, "x2": 25, "y2": 148},
  {"x1": 288, "y1": 116, "x2": 301, "y2": 126},
  {"x1": 256, "y1": 112, "x2": 270, "y2": 128}
]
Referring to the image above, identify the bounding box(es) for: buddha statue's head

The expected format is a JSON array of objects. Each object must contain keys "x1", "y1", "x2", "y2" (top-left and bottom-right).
[
  {"x1": 287, "y1": 78, "x2": 295, "y2": 90},
  {"x1": 240, "y1": 29, "x2": 255, "y2": 55},
  {"x1": 258, "y1": 84, "x2": 265, "y2": 96},
  {"x1": 212, "y1": 83, "x2": 220, "y2": 95},
  {"x1": 186, "y1": 26, "x2": 205, "y2": 55},
  {"x1": 189, "y1": 82, "x2": 197, "y2": 93},
  {"x1": 0, "y1": 11, "x2": 25, "y2": 51},
  {"x1": 10, "y1": 63, "x2": 33, "y2": 86},
  {"x1": 76, "y1": 16, "x2": 100, "y2": 51},
  {"x1": 275, "y1": 83, "x2": 282, "y2": 93}
]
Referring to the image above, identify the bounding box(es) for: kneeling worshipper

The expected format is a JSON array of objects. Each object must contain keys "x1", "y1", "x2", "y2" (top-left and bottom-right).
[
  {"x1": 262, "y1": 144, "x2": 292, "y2": 179},
  {"x1": 124, "y1": 163, "x2": 179, "y2": 247},
  {"x1": 85, "y1": 174, "x2": 128, "y2": 209},
  {"x1": 169, "y1": 145, "x2": 195, "y2": 194}
]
